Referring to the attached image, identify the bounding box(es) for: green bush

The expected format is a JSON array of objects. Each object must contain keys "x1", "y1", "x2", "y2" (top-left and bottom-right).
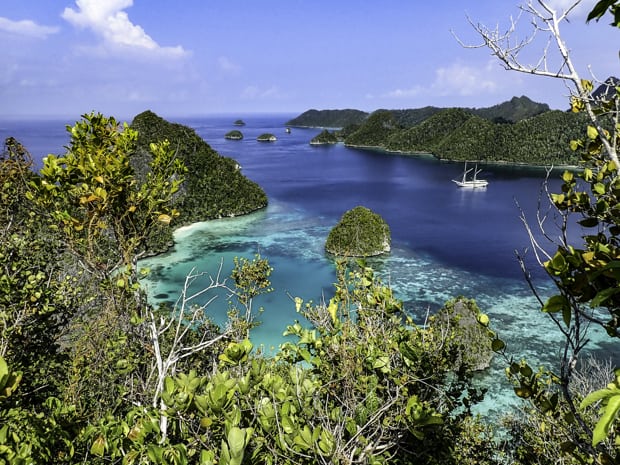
[{"x1": 325, "y1": 206, "x2": 390, "y2": 257}]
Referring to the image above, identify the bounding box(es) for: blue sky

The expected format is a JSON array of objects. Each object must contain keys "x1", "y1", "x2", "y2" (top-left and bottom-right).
[{"x1": 1, "y1": 0, "x2": 618, "y2": 119}]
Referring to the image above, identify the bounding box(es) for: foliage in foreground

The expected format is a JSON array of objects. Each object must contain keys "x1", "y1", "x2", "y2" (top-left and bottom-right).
[{"x1": 467, "y1": 1, "x2": 620, "y2": 463}]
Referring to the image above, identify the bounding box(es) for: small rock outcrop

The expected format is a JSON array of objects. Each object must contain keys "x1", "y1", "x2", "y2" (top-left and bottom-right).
[
  {"x1": 325, "y1": 206, "x2": 390, "y2": 257},
  {"x1": 257, "y1": 133, "x2": 277, "y2": 142},
  {"x1": 225, "y1": 130, "x2": 244, "y2": 140}
]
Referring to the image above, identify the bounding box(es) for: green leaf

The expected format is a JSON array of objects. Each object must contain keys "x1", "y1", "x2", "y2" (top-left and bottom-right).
[
  {"x1": 90, "y1": 435, "x2": 106, "y2": 457},
  {"x1": 542, "y1": 295, "x2": 568, "y2": 314},
  {"x1": 147, "y1": 444, "x2": 164, "y2": 463},
  {"x1": 227, "y1": 426, "x2": 248, "y2": 457},
  {"x1": 587, "y1": 125, "x2": 599, "y2": 140},
  {"x1": 491, "y1": 338, "x2": 505, "y2": 351},
  {"x1": 592, "y1": 394, "x2": 620, "y2": 446},
  {"x1": 562, "y1": 305, "x2": 572, "y2": 327},
  {"x1": 578, "y1": 217, "x2": 599, "y2": 228},
  {"x1": 587, "y1": 0, "x2": 617, "y2": 23},
  {"x1": 591, "y1": 287, "x2": 620, "y2": 307},
  {"x1": 294, "y1": 426, "x2": 313, "y2": 450}
]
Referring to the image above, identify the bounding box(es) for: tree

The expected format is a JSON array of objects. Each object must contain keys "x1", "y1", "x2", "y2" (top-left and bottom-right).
[
  {"x1": 26, "y1": 113, "x2": 188, "y2": 421},
  {"x1": 587, "y1": 0, "x2": 620, "y2": 27},
  {"x1": 459, "y1": 0, "x2": 620, "y2": 171},
  {"x1": 0, "y1": 137, "x2": 83, "y2": 406},
  {"x1": 465, "y1": 1, "x2": 620, "y2": 462}
]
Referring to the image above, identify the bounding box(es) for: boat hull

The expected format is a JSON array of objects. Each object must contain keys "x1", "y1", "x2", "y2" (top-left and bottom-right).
[{"x1": 452, "y1": 179, "x2": 488, "y2": 188}]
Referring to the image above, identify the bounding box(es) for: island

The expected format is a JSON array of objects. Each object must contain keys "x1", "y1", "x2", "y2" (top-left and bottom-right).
[
  {"x1": 286, "y1": 109, "x2": 369, "y2": 128},
  {"x1": 287, "y1": 93, "x2": 610, "y2": 166},
  {"x1": 325, "y1": 206, "x2": 391, "y2": 257},
  {"x1": 233, "y1": 119, "x2": 246, "y2": 126},
  {"x1": 225, "y1": 130, "x2": 244, "y2": 140},
  {"x1": 257, "y1": 133, "x2": 277, "y2": 142},
  {"x1": 130, "y1": 110, "x2": 268, "y2": 251},
  {"x1": 310, "y1": 129, "x2": 338, "y2": 145}
]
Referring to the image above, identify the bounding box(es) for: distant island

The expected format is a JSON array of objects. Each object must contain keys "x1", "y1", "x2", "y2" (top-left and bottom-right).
[
  {"x1": 233, "y1": 119, "x2": 246, "y2": 126},
  {"x1": 257, "y1": 133, "x2": 277, "y2": 142},
  {"x1": 286, "y1": 109, "x2": 368, "y2": 128},
  {"x1": 225, "y1": 130, "x2": 244, "y2": 140},
  {"x1": 310, "y1": 129, "x2": 338, "y2": 145},
  {"x1": 287, "y1": 95, "x2": 596, "y2": 166}
]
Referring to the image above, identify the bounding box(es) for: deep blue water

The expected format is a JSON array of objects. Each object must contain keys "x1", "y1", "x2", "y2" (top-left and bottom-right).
[{"x1": 1, "y1": 114, "x2": 612, "y2": 417}]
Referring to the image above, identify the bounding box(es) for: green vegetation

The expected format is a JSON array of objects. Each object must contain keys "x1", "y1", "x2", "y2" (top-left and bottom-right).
[
  {"x1": 325, "y1": 206, "x2": 391, "y2": 257},
  {"x1": 344, "y1": 110, "x2": 400, "y2": 148},
  {"x1": 131, "y1": 111, "x2": 267, "y2": 233},
  {"x1": 343, "y1": 105, "x2": 587, "y2": 165},
  {"x1": 286, "y1": 109, "x2": 369, "y2": 128},
  {"x1": 310, "y1": 129, "x2": 338, "y2": 145},
  {"x1": 1, "y1": 3, "x2": 619, "y2": 463},
  {"x1": 224, "y1": 130, "x2": 244, "y2": 140},
  {"x1": 471, "y1": 95, "x2": 550, "y2": 123},
  {"x1": 0, "y1": 118, "x2": 500, "y2": 463},
  {"x1": 466, "y1": 1, "x2": 620, "y2": 463},
  {"x1": 256, "y1": 133, "x2": 277, "y2": 142},
  {"x1": 289, "y1": 96, "x2": 577, "y2": 165}
]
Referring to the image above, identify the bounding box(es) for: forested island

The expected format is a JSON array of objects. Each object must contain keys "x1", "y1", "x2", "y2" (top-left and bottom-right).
[
  {"x1": 310, "y1": 129, "x2": 338, "y2": 145},
  {"x1": 257, "y1": 133, "x2": 277, "y2": 142},
  {"x1": 130, "y1": 111, "x2": 267, "y2": 251},
  {"x1": 224, "y1": 129, "x2": 244, "y2": 140},
  {"x1": 289, "y1": 96, "x2": 592, "y2": 165},
  {"x1": 286, "y1": 108, "x2": 368, "y2": 128},
  {"x1": 325, "y1": 206, "x2": 391, "y2": 256}
]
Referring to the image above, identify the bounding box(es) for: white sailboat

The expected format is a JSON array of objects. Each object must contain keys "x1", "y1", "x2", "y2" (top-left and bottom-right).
[{"x1": 452, "y1": 162, "x2": 488, "y2": 188}]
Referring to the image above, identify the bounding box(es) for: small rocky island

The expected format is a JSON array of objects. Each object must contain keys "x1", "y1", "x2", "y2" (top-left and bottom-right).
[
  {"x1": 225, "y1": 130, "x2": 244, "y2": 140},
  {"x1": 257, "y1": 133, "x2": 277, "y2": 142},
  {"x1": 325, "y1": 206, "x2": 391, "y2": 257},
  {"x1": 233, "y1": 119, "x2": 246, "y2": 126},
  {"x1": 310, "y1": 129, "x2": 338, "y2": 145}
]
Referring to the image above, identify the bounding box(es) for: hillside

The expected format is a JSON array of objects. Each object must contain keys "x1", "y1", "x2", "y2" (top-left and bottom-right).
[
  {"x1": 469, "y1": 95, "x2": 549, "y2": 123},
  {"x1": 344, "y1": 104, "x2": 588, "y2": 165},
  {"x1": 286, "y1": 109, "x2": 369, "y2": 128},
  {"x1": 131, "y1": 111, "x2": 268, "y2": 226}
]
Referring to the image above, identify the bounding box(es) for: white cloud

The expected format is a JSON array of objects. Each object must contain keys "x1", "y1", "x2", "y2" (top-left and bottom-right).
[
  {"x1": 217, "y1": 56, "x2": 241, "y2": 74},
  {"x1": 381, "y1": 61, "x2": 501, "y2": 101},
  {"x1": 240, "y1": 85, "x2": 283, "y2": 100},
  {"x1": 62, "y1": 0, "x2": 187, "y2": 58},
  {"x1": 432, "y1": 61, "x2": 498, "y2": 96},
  {"x1": 0, "y1": 17, "x2": 59, "y2": 39},
  {"x1": 384, "y1": 85, "x2": 424, "y2": 99}
]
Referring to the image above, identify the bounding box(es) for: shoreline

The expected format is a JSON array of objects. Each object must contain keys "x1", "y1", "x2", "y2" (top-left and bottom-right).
[
  {"x1": 174, "y1": 204, "x2": 268, "y2": 238},
  {"x1": 344, "y1": 143, "x2": 581, "y2": 171}
]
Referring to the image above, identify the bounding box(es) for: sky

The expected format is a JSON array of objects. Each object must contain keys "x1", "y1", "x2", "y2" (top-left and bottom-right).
[{"x1": 1, "y1": 0, "x2": 618, "y2": 119}]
